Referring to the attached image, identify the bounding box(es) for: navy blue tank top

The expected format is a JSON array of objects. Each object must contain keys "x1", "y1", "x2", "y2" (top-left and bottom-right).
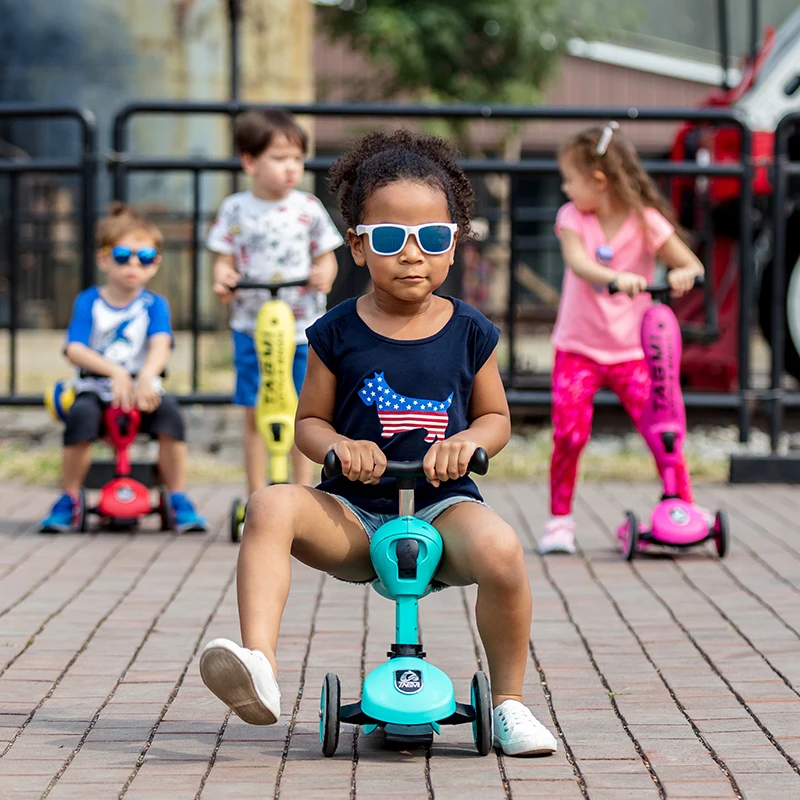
[{"x1": 306, "y1": 297, "x2": 500, "y2": 513}]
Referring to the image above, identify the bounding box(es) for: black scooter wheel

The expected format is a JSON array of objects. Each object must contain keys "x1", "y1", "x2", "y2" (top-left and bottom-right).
[
  {"x1": 623, "y1": 511, "x2": 639, "y2": 562},
  {"x1": 320, "y1": 673, "x2": 341, "y2": 757},
  {"x1": 230, "y1": 498, "x2": 245, "y2": 544},
  {"x1": 159, "y1": 488, "x2": 174, "y2": 531},
  {"x1": 714, "y1": 510, "x2": 730, "y2": 558},
  {"x1": 471, "y1": 671, "x2": 493, "y2": 756},
  {"x1": 76, "y1": 488, "x2": 87, "y2": 533}
]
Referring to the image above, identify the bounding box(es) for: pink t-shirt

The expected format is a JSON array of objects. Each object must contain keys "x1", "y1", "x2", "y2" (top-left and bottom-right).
[{"x1": 551, "y1": 201, "x2": 674, "y2": 364}]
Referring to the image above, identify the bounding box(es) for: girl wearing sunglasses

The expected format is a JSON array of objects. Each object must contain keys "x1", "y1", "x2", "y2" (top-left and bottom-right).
[{"x1": 200, "y1": 130, "x2": 558, "y2": 757}]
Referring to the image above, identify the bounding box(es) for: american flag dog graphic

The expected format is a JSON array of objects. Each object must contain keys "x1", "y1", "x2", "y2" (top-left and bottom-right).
[{"x1": 358, "y1": 373, "x2": 453, "y2": 442}]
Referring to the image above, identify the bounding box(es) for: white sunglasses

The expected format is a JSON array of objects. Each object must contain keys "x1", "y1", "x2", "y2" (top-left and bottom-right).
[{"x1": 355, "y1": 223, "x2": 458, "y2": 256}]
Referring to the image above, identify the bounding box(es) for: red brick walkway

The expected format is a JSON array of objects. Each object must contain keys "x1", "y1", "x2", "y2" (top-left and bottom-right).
[{"x1": 1, "y1": 480, "x2": 799, "y2": 799}]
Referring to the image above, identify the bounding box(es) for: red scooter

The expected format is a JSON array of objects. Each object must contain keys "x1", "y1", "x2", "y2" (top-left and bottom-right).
[{"x1": 76, "y1": 406, "x2": 174, "y2": 532}]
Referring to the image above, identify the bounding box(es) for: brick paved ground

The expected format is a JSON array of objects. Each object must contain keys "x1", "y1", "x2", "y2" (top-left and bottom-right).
[{"x1": 1, "y1": 479, "x2": 799, "y2": 799}]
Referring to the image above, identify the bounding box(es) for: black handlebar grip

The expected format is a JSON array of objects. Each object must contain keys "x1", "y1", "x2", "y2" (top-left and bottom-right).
[{"x1": 323, "y1": 447, "x2": 490, "y2": 480}]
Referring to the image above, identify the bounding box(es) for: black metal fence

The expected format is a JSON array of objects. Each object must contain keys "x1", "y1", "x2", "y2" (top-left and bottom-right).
[
  {"x1": 0, "y1": 105, "x2": 97, "y2": 404},
  {"x1": 2, "y1": 100, "x2": 798, "y2": 450}
]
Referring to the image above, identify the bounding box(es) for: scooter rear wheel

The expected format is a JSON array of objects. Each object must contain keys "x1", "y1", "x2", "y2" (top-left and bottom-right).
[
  {"x1": 230, "y1": 499, "x2": 245, "y2": 544},
  {"x1": 320, "y1": 673, "x2": 341, "y2": 757},
  {"x1": 623, "y1": 512, "x2": 639, "y2": 561},
  {"x1": 471, "y1": 671, "x2": 493, "y2": 756},
  {"x1": 159, "y1": 488, "x2": 174, "y2": 531},
  {"x1": 76, "y1": 488, "x2": 87, "y2": 533},
  {"x1": 714, "y1": 510, "x2": 730, "y2": 558}
]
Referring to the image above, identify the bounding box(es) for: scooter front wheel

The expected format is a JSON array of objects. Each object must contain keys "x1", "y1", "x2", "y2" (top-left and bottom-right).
[
  {"x1": 471, "y1": 671, "x2": 493, "y2": 756},
  {"x1": 76, "y1": 488, "x2": 88, "y2": 533},
  {"x1": 623, "y1": 512, "x2": 639, "y2": 562},
  {"x1": 320, "y1": 673, "x2": 341, "y2": 757},
  {"x1": 713, "y1": 510, "x2": 730, "y2": 558},
  {"x1": 159, "y1": 488, "x2": 174, "y2": 531}
]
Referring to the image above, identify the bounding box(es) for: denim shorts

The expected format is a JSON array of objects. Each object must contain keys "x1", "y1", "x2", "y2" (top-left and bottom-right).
[
  {"x1": 330, "y1": 493, "x2": 487, "y2": 541},
  {"x1": 232, "y1": 330, "x2": 308, "y2": 408}
]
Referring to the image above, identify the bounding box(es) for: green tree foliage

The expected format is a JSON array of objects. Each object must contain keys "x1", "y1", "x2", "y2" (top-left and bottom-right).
[{"x1": 318, "y1": 0, "x2": 604, "y2": 105}]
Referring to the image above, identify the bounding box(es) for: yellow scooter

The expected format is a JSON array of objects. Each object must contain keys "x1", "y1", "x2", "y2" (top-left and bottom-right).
[{"x1": 229, "y1": 279, "x2": 307, "y2": 543}]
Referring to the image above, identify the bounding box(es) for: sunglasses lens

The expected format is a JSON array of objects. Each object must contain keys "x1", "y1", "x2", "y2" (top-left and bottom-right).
[
  {"x1": 418, "y1": 225, "x2": 453, "y2": 254},
  {"x1": 370, "y1": 225, "x2": 406, "y2": 255},
  {"x1": 138, "y1": 248, "x2": 157, "y2": 265},
  {"x1": 111, "y1": 247, "x2": 131, "y2": 264}
]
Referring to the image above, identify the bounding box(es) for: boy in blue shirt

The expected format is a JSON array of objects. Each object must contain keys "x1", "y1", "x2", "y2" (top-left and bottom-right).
[{"x1": 40, "y1": 203, "x2": 208, "y2": 533}]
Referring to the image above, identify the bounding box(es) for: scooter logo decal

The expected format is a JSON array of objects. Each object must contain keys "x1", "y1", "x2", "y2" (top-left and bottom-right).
[
  {"x1": 395, "y1": 669, "x2": 423, "y2": 694},
  {"x1": 669, "y1": 507, "x2": 690, "y2": 526},
  {"x1": 116, "y1": 486, "x2": 135, "y2": 504}
]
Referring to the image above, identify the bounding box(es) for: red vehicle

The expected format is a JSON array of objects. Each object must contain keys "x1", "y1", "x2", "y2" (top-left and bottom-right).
[
  {"x1": 671, "y1": 6, "x2": 800, "y2": 390},
  {"x1": 75, "y1": 406, "x2": 174, "y2": 532}
]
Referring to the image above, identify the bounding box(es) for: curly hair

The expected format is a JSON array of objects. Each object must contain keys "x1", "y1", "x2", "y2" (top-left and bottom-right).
[
  {"x1": 96, "y1": 201, "x2": 163, "y2": 249},
  {"x1": 559, "y1": 123, "x2": 684, "y2": 242},
  {"x1": 327, "y1": 129, "x2": 474, "y2": 239}
]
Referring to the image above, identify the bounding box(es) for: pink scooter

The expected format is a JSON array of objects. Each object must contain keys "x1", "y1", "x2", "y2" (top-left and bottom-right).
[{"x1": 609, "y1": 277, "x2": 729, "y2": 560}]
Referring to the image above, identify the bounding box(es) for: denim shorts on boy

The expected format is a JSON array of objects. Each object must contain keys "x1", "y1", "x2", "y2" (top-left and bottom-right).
[{"x1": 232, "y1": 330, "x2": 308, "y2": 408}]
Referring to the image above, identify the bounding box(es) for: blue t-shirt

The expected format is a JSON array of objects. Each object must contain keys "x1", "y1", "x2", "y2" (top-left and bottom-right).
[
  {"x1": 306, "y1": 297, "x2": 500, "y2": 514},
  {"x1": 66, "y1": 287, "x2": 172, "y2": 401}
]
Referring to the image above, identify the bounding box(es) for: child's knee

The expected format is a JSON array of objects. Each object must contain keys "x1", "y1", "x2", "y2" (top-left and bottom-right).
[
  {"x1": 244, "y1": 484, "x2": 306, "y2": 538},
  {"x1": 475, "y1": 527, "x2": 526, "y2": 587},
  {"x1": 553, "y1": 423, "x2": 590, "y2": 455}
]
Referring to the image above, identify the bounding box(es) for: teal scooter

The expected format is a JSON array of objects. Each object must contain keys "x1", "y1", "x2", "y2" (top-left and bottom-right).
[{"x1": 319, "y1": 448, "x2": 494, "y2": 756}]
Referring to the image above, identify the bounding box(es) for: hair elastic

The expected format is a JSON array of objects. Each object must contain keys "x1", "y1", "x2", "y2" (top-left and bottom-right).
[{"x1": 596, "y1": 121, "x2": 620, "y2": 156}]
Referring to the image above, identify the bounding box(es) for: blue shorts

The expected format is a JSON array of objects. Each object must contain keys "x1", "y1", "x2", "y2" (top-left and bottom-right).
[
  {"x1": 330, "y1": 493, "x2": 486, "y2": 541},
  {"x1": 232, "y1": 330, "x2": 308, "y2": 408}
]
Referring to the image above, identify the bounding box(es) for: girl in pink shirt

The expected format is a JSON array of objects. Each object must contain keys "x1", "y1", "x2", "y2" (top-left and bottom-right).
[{"x1": 539, "y1": 122, "x2": 705, "y2": 555}]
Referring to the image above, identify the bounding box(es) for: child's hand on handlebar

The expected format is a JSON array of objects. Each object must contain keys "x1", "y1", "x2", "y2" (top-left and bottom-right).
[
  {"x1": 334, "y1": 439, "x2": 387, "y2": 485},
  {"x1": 213, "y1": 263, "x2": 240, "y2": 305},
  {"x1": 423, "y1": 440, "x2": 478, "y2": 488},
  {"x1": 133, "y1": 378, "x2": 162, "y2": 413},
  {"x1": 667, "y1": 266, "x2": 701, "y2": 298},
  {"x1": 613, "y1": 272, "x2": 648, "y2": 298},
  {"x1": 308, "y1": 260, "x2": 337, "y2": 294},
  {"x1": 110, "y1": 367, "x2": 134, "y2": 412}
]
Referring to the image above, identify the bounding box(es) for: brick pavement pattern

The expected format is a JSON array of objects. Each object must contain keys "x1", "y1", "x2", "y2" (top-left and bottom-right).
[{"x1": 0, "y1": 480, "x2": 799, "y2": 799}]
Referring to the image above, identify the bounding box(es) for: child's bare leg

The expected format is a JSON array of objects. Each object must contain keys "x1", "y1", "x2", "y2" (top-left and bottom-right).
[
  {"x1": 434, "y1": 503, "x2": 531, "y2": 707},
  {"x1": 237, "y1": 485, "x2": 374, "y2": 674},
  {"x1": 156, "y1": 435, "x2": 186, "y2": 492},
  {"x1": 62, "y1": 443, "x2": 92, "y2": 494},
  {"x1": 290, "y1": 444, "x2": 315, "y2": 486},
  {"x1": 243, "y1": 407, "x2": 266, "y2": 497}
]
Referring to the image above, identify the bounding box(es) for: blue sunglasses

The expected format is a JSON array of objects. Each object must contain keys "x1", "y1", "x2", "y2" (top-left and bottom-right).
[{"x1": 109, "y1": 246, "x2": 159, "y2": 266}]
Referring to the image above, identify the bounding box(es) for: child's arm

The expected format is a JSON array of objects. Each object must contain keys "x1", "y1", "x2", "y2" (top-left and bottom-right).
[
  {"x1": 560, "y1": 229, "x2": 647, "y2": 297},
  {"x1": 295, "y1": 347, "x2": 386, "y2": 483},
  {"x1": 212, "y1": 253, "x2": 239, "y2": 305},
  {"x1": 657, "y1": 233, "x2": 704, "y2": 297},
  {"x1": 134, "y1": 333, "x2": 172, "y2": 412},
  {"x1": 423, "y1": 349, "x2": 510, "y2": 487},
  {"x1": 64, "y1": 343, "x2": 134, "y2": 411},
  {"x1": 308, "y1": 251, "x2": 338, "y2": 294}
]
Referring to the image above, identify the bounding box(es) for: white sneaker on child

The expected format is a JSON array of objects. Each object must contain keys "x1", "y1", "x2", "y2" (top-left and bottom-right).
[
  {"x1": 199, "y1": 638, "x2": 281, "y2": 725},
  {"x1": 538, "y1": 516, "x2": 577, "y2": 554},
  {"x1": 493, "y1": 700, "x2": 558, "y2": 756}
]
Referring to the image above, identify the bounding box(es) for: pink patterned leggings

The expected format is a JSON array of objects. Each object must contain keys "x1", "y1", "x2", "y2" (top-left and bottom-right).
[{"x1": 550, "y1": 349, "x2": 693, "y2": 516}]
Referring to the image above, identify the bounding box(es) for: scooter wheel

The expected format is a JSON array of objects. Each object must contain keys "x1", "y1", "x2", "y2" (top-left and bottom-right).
[
  {"x1": 623, "y1": 511, "x2": 639, "y2": 562},
  {"x1": 76, "y1": 488, "x2": 87, "y2": 533},
  {"x1": 320, "y1": 673, "x2": 341, "y2": 757},
  {"x1": 230, "y1": 499, "x2": 245, "y2": 544},
  {"x1": 159, "y1": 488, "x2": 174, "y2": 531},
  {"x1": 471, "y1": 671, "x2": 493, "y2": 756},
  {"x1": 713, "y1": 510, "x2": 730, "y2": 558}
]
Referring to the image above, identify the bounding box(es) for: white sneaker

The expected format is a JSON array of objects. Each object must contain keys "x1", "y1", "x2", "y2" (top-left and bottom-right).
[
  {"x1": 493, "y1": 700, "x2": 558, "y2": 756},
  {"x1": 199, "y1": 638, "x2": 281, "y2": 725},
  {"x1": 538, "y1": 516, "x2": 576, "y2": 555}
]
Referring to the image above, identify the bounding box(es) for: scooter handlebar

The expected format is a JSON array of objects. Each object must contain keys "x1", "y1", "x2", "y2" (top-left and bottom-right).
[
  {"x1": 608, "y1": 275, "x2": 704, "y2": 296},
  {"x1": 323, "y1": 447, "x2": 489, "y2": 480},
  {"x1": 234, "y1": 278, "x2": 309, "y2": 292}
]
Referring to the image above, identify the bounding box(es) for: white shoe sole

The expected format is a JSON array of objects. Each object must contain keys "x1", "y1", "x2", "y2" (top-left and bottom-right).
[
  {"x1": 538, "y1": 544, "x2": 576, "y2": 555},
  {"x1": 497, "y1": 741, "x2": 558, "y2": 756},
  {"x1": 199, "y1": 646, "x2": 279, "y2": 725}
]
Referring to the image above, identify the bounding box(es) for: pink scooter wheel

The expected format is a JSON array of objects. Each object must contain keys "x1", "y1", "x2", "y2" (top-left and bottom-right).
[
  {"x1": 623, "y1": 511, "x2": 639, "y2": 561},
  {"x1": 713, "y1": 510, "x2": 730, "y2": 558}
]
